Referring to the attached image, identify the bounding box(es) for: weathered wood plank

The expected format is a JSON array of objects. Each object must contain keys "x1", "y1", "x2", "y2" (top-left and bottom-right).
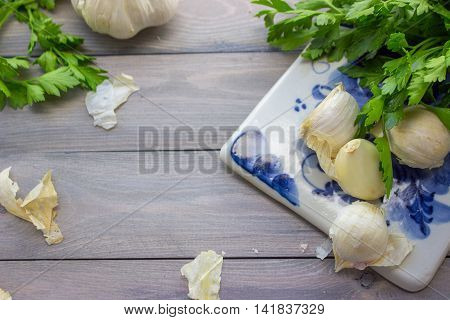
[
  {"x1": 1, "y1": 259, "x2": 448, "y2": 299},
  {"x1": 0, "y1": 151, "x2": 328, "y2": 259},
  {"x1": 0, "y1": 52, "x2": 297, "y2": 153},
  {"x1": 0, "y1": 0, "x2": 273, "y2": 57}
]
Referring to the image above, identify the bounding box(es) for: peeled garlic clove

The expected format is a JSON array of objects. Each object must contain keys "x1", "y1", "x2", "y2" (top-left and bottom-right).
[
  {"x1": 335, "y1": 139, "x2": 385, "y2": 200},
  {"x1": 330, "y1": 202, "x2": 412, "y2": 272},
  {"x1": 299, "y1": 83, "x2": 359, "y2": 177},
  {"x1": 388, "y1": 106, "x2": 449, "y2": 169}
]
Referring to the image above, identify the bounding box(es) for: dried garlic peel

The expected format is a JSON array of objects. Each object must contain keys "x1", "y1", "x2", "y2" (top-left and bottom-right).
[
  {"x1": 315, "y1": 238, "x2": 332, "y2": 260},
  {"x1": 0, "y1": 168, "x2": 30, "y2": 221},
  {"x1": 181, "y1": 250, "x2": 223, "y2": 300},
  {"x1": 21, "y1": 171, "x2": 63, "y2": 245},
  {"x1": 0, "y1": 168, "x2": 63, "y2": 245},
  {"x1": 86, "y1": 73, "x2": 139, "y2": 130},
  {"x1": 372, "y1": 233, "x2": 413, "y2": 267},
  {"x1": 0, "y1": 288, "x2": 12, "y2": 300}
]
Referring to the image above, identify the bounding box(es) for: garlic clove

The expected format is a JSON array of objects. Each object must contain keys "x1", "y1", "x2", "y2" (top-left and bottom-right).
[
  {"x1": 330, "y1": 202, "x2": 388, "y2": 271},
  {"x1": 388, "y1": 106, "x2": 449, "y2": 169},
  {"x1": 299, "y1": 83, "x2": 359, "y2": 177},
  {"x1": 334, "y1": 139, "x2": 385, "y2": 200},
  {"x1": 330, "y1": 202, "x2": 412, "y2": 272}
]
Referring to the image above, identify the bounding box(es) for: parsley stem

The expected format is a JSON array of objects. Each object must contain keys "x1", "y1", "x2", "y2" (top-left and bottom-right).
[{"x1": 326, "y1": 1, "x2": 343, "y2": 14}]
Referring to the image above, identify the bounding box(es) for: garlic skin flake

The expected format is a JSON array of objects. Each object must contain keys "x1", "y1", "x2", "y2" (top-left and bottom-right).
[
  {"x1": 72, "y1": 0, "x2": 179, "y2": 39},
  {"x1": 0, "y1": 168, "x2": 63, "y2": 245},
  {"x1": 330, "y1": 202, "x2": 412, "y2": 272},
  {"x1": 334, "y1": 139, "x2": 385, "y2": 200},
  {"x1": 86, "y1": 73, "x2": 139, "y2": 130},
  {"x1": 388, "y1": 106, "x2": 449, "y2": 169},
  {"x1": 299, "y1": 83, "x2": 359, "y2": 177},
  {"x1": 0, "y1": 167, "x2": 30, "y2": 221},
  {"x1": 21, "y1": 171, "x2": 63, "y2": 245},
  {"x1": 315, "y1": 238, "x2": 332, "y2": 260},
  {"x1": 0, "y1": 288, "x2": 12, "y2": 300},
  {"x1": 181, "y1": 250, "x2": 223, "y2": 300}
]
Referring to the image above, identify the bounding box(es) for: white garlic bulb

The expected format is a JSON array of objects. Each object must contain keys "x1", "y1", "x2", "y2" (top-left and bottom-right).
[
  {"x1": 334, "y1": 139, "x2": 385, "y2": 200},
  {"x1": 72, "y1": 0, "x2": 179, "y2": 39},
  {"x1": 299, "y1": 83, "x2": 359, "y2": 177},
  {"x1": 330, "y1": 202, "x2": 412, "y2": 272},
  {"x1": 388, "y1": 106, "x2": 449, "y2": 169}
]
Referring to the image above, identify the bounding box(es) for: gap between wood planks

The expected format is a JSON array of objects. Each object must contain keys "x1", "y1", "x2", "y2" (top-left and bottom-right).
[{"x1": 0, "y1": 256, "x2": 336, "y2": 262}]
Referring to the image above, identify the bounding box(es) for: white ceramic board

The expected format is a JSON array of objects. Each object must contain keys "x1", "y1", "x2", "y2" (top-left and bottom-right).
[{"x1": 220, "y1": 57, "x2": 450, "y2": 292}]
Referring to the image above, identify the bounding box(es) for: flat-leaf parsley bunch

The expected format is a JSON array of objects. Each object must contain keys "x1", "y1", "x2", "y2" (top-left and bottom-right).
[
  {"x1": 253, "y1": 0, "x2": 449, "y2": 195},
  {"x1": 0, "y1": 0, "x2": 107, "y2": 110}
]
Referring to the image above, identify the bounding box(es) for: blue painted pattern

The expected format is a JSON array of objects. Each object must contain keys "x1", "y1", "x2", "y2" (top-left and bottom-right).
[
  {"x1": 230, "y1": 129, "x2": 299, "y2": 206},
  {"x1": 386, "y1": 156, "x2": 450, "y2": 239}
]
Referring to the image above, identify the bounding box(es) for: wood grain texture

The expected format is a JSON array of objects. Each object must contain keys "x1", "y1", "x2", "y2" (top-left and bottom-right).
[
  {"x1": 1, "y1": 259, "x2": 448, "y2": 300},
  {"x1": 0, "y1": 0, "x2": 273, "y2": 57},
  {"x1": 0, "y1": 151, "x2": 328, "y2": 259},
  {"x1": 1, "y1": 0, "x2": 445, "y2": 300},
  {"x1": 0, "y1": 52, "x2": 297, "y2": 153}
]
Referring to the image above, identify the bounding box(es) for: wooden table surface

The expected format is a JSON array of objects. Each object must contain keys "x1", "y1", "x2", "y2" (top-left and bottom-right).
[{"x1": 0, "y1": 0, "x2": 448, "y2": 300}]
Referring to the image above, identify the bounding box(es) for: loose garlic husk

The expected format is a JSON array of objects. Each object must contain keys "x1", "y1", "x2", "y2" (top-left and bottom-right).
[
  {"x1": 299, "y1": 83, "x2": 359, "y2": 177},
  {"x1": 388, "y1": 106, "x2": 449, "y2": 169},
  {"x1": 334, "y1": 139, "x2": 385, "y2": 200},
  {"x1": 72, "y1": 0, "x2": 179, "y2": 39},
  {"x1": 330, "y1": 202, "x2": 412, "y2": 272}
]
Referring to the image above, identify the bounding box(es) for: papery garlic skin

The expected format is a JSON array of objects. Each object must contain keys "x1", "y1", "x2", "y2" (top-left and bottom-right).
[
  {"x1": 299, "y1": 83, "x2": 359, "y2": 177},
  {"x1": 0, "y1": 288, "x2": 12, "y2": 300},
  {"x1": 0, "y1": 167, "x2": 30, "y2": 221},
  {"x1": 331, "y1": 202, "x2": 388, "y2": 271},
  {"x1": 388, "y1": 106, "x2": 449, "y2": 169},
  {"x1": 335, "y1": 139, "x2": 385, "y2": 200},
  {"x1": 72, "y1": 0, "x2": 179, "y2": 39}
]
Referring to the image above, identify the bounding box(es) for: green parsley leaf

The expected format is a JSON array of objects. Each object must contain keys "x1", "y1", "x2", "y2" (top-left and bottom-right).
[
  {"x1": 35, "y1": 51, "x2": 57, "y2": 72},
  {"x1": 387, "y1": 32, "x2": 409, "y2": 53},
  {"x1": 423, "y1": 56, "x2": 447, "y2": 82},
  {"x1": 363, "y1": 95, "x2": 384, "y2": 127},
  {"x1": 32, "y1": 67, "x2": 80, "y2": 97},
  {"x1": 0, "y1": 0, "x2": 109, "y2": 110}
]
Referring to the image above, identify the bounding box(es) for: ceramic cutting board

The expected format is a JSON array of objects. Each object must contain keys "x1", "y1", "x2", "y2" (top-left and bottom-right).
[{"x1": 220, "y1": 56, "x2": 450, "y2": 292}]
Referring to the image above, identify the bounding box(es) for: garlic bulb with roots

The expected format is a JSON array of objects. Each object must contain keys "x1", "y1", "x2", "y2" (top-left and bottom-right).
[
  {"x1": 388, "y1": 106, "x2": 449, "y2": 169},
  {"x1": 72, "y1": 0, "x2": 179, "y2": 39},
  {"x1": 330, "y1": 202, "x2": 412, "y2": 272},
  {"x1": 334, "y1": 139, "x2": 385, "y2": 200},
  {"x1": 299, "y1": 83, "x2": 359, "y2": 177}
]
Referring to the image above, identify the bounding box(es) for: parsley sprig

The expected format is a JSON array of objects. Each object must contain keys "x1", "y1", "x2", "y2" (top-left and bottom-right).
[
  {"x1": 254, "y1": 0, "x2": 450, "y2": 196},
  {"x1": 0, "y1": 0, "x2": 107, "y2": 110}
]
